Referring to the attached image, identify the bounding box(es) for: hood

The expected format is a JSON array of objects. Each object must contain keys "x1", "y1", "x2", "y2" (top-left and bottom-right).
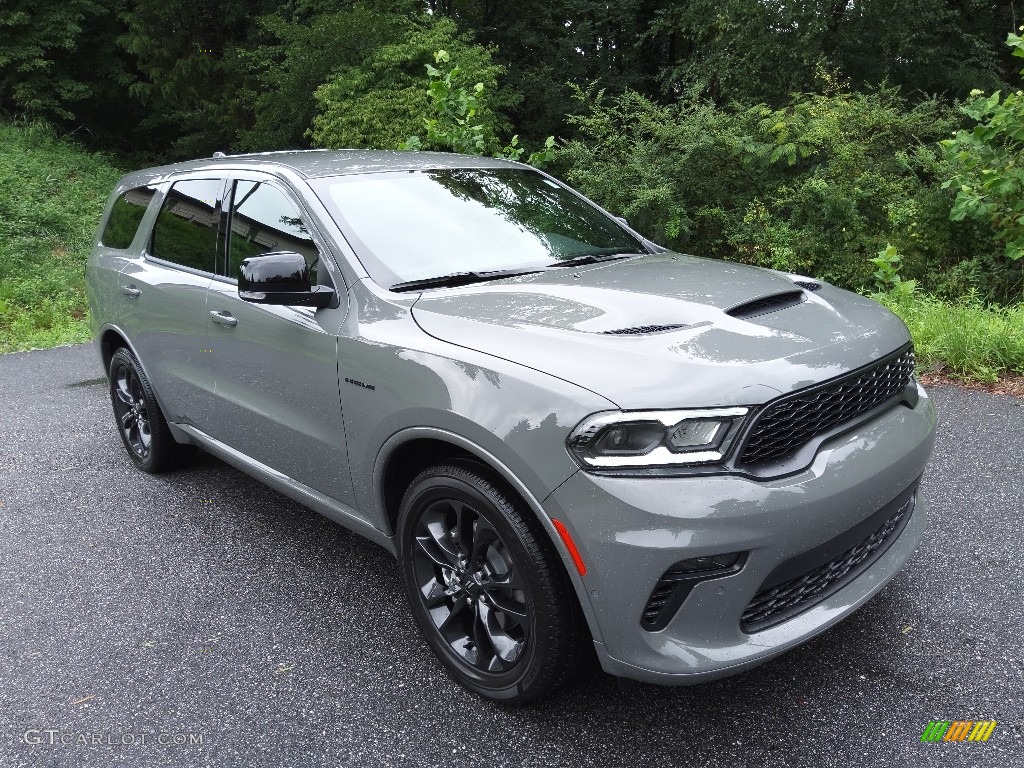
[{"x1": 410, "y1": 253, "x2": 911, "y2": 409}]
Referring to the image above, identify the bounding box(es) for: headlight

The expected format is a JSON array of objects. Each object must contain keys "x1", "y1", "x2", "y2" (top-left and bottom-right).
[{"x1": 567, "y1": 408, "x2": 750, "y2": 468}]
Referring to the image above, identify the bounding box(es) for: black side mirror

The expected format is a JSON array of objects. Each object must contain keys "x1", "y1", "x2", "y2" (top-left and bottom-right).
[{"x1": 238, "y1": 251, "x2": 335, "y2": 308}]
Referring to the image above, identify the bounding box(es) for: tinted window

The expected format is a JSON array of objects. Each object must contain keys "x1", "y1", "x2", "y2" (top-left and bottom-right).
[
  {"x1": 100, "y1": 186, "x2": 156, "y2": 249},
  {"x1": 311, "y1": 168, "x2": 644, "y2": 285},
  {"x1": 228, "y1": 181, "x2": 319, "y2": 282},
  {"x1": 150, "y1": 179, "x2": 223, "y2": 273}
]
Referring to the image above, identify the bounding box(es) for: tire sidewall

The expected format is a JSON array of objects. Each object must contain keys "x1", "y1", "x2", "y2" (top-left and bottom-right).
[
  {"x1": 109, "y1": 348, "x2": 157, "y2": 472},
  {"x1": 397, "y1": 467, "x2": 555, "y2": 702}
]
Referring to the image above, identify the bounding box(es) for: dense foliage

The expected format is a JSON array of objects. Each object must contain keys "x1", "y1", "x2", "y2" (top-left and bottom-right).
[
  {"x1": 560, "y1": 83, "x2": 1017, "y2": 299},
  {"x1": 0, "y1": 1, "x2": 1022, "y2": 310},
  {"x1": 943, "y1": 32, "x2": 1024, "y2": 279},
  {"x1": 309, "y1": 16, "x2": 513, "y2": 152},
  {"x1": 2, "y1": 1, "x2": 1016, "y2": 155}
]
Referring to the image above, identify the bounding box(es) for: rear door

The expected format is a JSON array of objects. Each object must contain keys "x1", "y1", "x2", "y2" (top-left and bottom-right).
[
  {"x1": 118, "y1": 177, "x2": 225, "y2": 426},
  {"x1": 203, "y1": 173, "x2": 355, "y2": 506}
]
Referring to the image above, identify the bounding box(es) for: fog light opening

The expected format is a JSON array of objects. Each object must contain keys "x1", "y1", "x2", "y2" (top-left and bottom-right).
[{"x1": 640, "y1": 551, "x2": 748, "y2": 631}]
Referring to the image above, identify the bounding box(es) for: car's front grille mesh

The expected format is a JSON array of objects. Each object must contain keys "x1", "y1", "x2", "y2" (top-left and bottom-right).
[
  {"x1": 740, "y1": 495, "x2": 915, "y2": 633},
  {"x1": 739, "y1": 347, "x2": 915, "y2": 465}
]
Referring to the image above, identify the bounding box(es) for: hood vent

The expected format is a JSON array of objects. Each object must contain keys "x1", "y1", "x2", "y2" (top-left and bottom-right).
[
  {"x1": 726, "y1": 290, "x2": 806, "y2": 320},
  {"x1": 793, "y1": 280, "x2": 821, "y2": 292},
  {"x1": 602, "y1": 324, "x2": 689, "y2": 335}
]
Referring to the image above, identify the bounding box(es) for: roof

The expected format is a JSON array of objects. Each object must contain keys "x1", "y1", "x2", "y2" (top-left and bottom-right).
[{"x1": 120, "y1": 149, "x2": 524, "y2": 187}]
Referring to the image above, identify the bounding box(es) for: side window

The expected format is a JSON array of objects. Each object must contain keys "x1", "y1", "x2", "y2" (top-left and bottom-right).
[
  {"x1": 150, "y1": 179, "x2": 223, "y2": 273},
  {"x1": 228, "y1": 181, "x2": 319, "y2": 282},
  {"x1": 100, "y1": 186, "x2": 156, "y2": 249}
]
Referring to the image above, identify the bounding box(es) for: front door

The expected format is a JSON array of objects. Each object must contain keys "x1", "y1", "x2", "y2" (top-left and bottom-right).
[{"x1": 203, "y1": 175, "x2": 355, "y2": 506}]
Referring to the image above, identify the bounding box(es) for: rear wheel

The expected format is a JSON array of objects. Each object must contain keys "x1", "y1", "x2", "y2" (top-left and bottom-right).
[
  {"x1": 109, "y1": 347, "x2": 195, "y2": 473},
  {"x1": 397, "y1": 461, "x2": 587, "y2": 704}
]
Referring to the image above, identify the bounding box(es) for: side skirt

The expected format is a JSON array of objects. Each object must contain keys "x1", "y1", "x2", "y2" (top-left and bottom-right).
[{"x1": 175, "y1": 423, "x2": 397, "y2": 555}]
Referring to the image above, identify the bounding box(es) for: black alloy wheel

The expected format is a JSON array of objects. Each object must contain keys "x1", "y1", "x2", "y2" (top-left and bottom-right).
[
  {"x1": 397, "y1": 461, "x2": 587, "y2": 704},
  {"x1": 112, "y1": 361, "x2": 152, "y2": 460},
  {"x1": 411, "y1": 496, "x2": 530, "y2": 674},
  {"x1": 108, "y1": 347, "x2": 195, "y2": 473}
]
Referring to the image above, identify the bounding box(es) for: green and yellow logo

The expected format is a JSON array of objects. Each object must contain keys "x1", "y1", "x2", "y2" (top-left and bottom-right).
[{"x1": 920, "y1": 720, "x2": 997, "y2": 742}]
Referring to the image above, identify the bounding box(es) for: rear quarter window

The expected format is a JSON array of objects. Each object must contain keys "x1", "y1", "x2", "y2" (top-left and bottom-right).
[{"x1": 100, "y1": 186, "x2": 157, "y2": 249}]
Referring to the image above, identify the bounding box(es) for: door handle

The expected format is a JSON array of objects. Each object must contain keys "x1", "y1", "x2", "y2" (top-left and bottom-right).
[
  {"x1": 209, "y1": 310, "x2": 238, "y2": 328},
  {"x1": 122, "y1": 285, "x2": 141, "y2": 299}
]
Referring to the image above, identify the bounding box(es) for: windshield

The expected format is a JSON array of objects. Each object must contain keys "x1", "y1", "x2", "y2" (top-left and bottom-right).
[{"x1": 309, "y1": 168, "x2": 646, "y2": 287}]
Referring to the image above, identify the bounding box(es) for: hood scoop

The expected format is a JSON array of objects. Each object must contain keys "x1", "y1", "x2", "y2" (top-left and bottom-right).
[
  {"x1": 602, "y1": 324, "x2": 689, "y2": 336},
  {"x1": 726, "y1": 290, "x2": 806, "y2": 320}
]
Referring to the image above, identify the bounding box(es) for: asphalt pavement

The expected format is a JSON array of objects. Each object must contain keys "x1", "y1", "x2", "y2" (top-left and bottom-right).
[{"x1": 1, "y1": 343, "x2": 1022, "y2": 767}]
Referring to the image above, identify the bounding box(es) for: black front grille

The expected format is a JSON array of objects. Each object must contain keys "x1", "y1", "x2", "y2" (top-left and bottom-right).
[
  {"x1": 740, "y1": 495, "x2": 915, "y2": 633},
  {"x1": 739, "y1": 347, "x2": 915, "y2": 465}
]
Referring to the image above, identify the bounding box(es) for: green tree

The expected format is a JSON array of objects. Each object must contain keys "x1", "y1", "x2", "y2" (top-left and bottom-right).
[
  {"x1": 309, "y1": 15, "x2": 514, "y2": 150},
  {"x1": 0, "y1": 0, "x2": 130, "y2": 123},
  {"x1": 647, "y1": 0, "x2": 1014, "y2": 106},
  {"x1": 397, "y1": 50, "x2": 557, "y2": 165},
  {"x1": 425, "y1": 0, "x2": 673, "y2": 142},
  {"x1": 117, "y1": 0, "x2": 282, "y2": 158},
  {"x1": 233, "y1": 1, "x2": 419, "y2": 151},
  {"x1": 943, "y1": 31, "x2": 1024, "y2": 284}
]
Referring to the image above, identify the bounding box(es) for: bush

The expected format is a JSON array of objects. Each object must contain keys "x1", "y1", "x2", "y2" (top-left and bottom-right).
[
  {"x1": 233, "y1": 4, "x2": 418, "y2": 152},
  {"x1": 397, "y1": 50, "x2": 557, "y2": 166},
  {"x1": 941, "y1": 31, "x2": 1024, "y2": 302},
  {"x1": 308, "y1": 16, "x2": 515, "y2": 151},
  {"x1": 563, "y1": 84, "x2": 1008, "y2": 298}
]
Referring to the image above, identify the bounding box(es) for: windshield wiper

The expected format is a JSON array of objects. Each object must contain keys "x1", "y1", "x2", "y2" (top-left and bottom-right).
[
  {"x1": 545, "y1": 252, "x2": 642, "y2": 268},
  {"x1": 389, "y1": 267, "x2": 544, "y2": 293}
]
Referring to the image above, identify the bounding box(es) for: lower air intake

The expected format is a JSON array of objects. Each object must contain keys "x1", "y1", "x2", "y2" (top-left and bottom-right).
[{"x1": 741, "y1": 494, "x2": 915, "y2": 633}]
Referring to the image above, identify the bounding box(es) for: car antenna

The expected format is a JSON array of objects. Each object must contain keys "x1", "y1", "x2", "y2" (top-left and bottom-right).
[{"x1": 212, "y1": 151, "x2": 227, "y2": 158}]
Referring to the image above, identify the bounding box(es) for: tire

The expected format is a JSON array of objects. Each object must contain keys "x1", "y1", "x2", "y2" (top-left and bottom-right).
[
  {"x1": 108, "y1": 347, "x2": 195, "y2": 473},
  {"x1": 397, "y1": 460, "x2": 587, "y2": 704}
]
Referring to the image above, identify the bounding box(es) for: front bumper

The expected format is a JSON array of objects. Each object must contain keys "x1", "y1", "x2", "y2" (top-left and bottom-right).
[{"x1": 543, "y1": 386, "x2": 937, "y2": 684}]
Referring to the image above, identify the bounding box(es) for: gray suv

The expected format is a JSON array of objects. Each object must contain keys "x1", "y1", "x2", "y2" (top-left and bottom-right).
[{"x1": 86, "y1": 150, "x2": 937, "y2": 703}]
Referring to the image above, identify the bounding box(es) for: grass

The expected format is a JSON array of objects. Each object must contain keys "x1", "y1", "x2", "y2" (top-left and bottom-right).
[
  {"x1": 878, "y1": 292, "x2": 1024, "y2": 383},
  {"x1": 0, "y1": 119, "x2": 122, "y2": 353}
]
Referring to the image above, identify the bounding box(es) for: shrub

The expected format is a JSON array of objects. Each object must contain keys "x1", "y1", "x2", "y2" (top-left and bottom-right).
[
  {"x1": 563, "y1": 84, "x2": 1006, "y2": 297},
  {"x1": 941, "y1": 31, "x2": 1024, "y2": 302},
  {"x1": 308, "y1": 17, "x2": 514, "y2": 152},
  {"x1": 398, "y1": 50, "x2": 557, "y2": 166}
]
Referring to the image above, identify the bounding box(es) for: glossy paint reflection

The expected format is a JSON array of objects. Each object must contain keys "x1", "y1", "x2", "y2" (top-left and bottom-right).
[{"x1": 413, "y1": 253, "x2": 910, "y2": 409}]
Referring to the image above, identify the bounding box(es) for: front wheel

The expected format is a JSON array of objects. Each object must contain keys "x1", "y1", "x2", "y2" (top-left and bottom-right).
[{"x1": 397, "y1": 461, "x2": 587, "y2": 704}]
